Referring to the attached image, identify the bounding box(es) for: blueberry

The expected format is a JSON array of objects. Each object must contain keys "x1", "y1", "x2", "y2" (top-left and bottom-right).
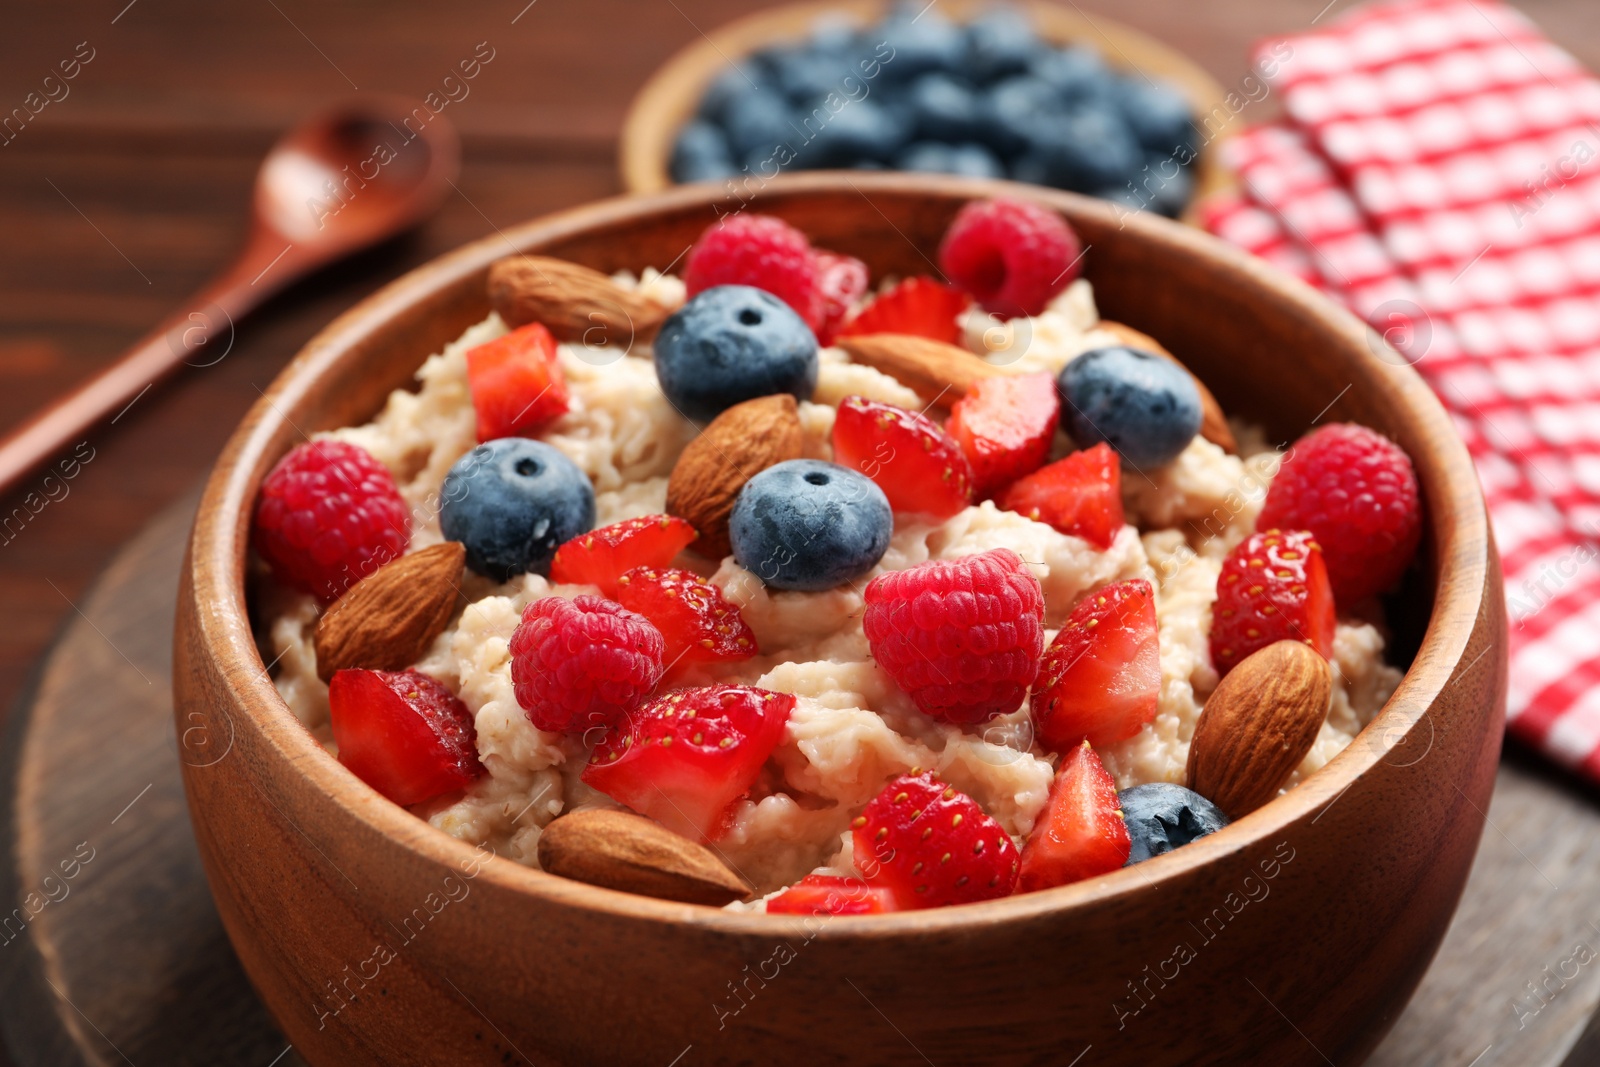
[
  {"x1": 698, "y1": 63, "x2": 773, "y2": 126},
  {"x1": 982, "y1": 75, "x2": 1061, "y2": 157},
  {"x1": 670, "y1": 120, "x2": 736, "y2": 183},
  {"x1": 804, "y1": 99, "x2": 910, "y2": 165},
  {"x1": 1135, "y1": 154, "x2": 1195, "y2": 217},
  {"x1": 1058, "y1": 346, "x2": 1203, "y2": 467},
  {"x1": 965, "y1": 6, "x2": 1043, "y2": 83},
  {"x1": 729, "y1": 460, "x2": 892, "y2": 590},
  {"x1": 1014, "y1": 104, "x2": 1142, "y2": 191},
  {"x1": 876, "y1": 8, "x2": 968, "y2": 80},
  {"x1": 897, "y1": 140, "x2": 1002, "y2": 178},
  {"x1": 767, "y1": 46, "x2": 852, "y2": 102},
  {"x1": 906, "y1": 72, "x2": 986, "y2": 143},
  {"x1": 947, "y1": 142, "x2": 1006, "y2": 178},
  {"x1": 1117, "y1": 79, "x2": 1198, "y2": 157},
  {"x1": 440, "y1": 439, "x2": 595, "y2": 581},
  {"x1": 653, "y1": 285, "x2": 819, "y2": 422},
  {"x1": 722, "y1": 89, "x2": 795, "y2": 157},
  {"x1": 1118, "y1": 783, "x2": 1230, "y2": 864},
  {"x1": 1030, "y1": 45, "x2": 1108, "y2": 101}
]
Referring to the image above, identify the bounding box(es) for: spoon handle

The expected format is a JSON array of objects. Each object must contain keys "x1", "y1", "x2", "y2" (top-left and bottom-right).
[{"x1": 0, "y1": 239, "x2": 288, "y2": 501}]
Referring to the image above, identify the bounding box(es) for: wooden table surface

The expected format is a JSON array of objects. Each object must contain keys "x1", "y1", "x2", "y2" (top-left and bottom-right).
[{"x1": 2, "y1": 1, "x2": 1600, "y2": 1065}]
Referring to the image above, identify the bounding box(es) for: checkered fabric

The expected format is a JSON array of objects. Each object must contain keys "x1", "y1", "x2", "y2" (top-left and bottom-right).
[{"x1": 1203, "y1": 0, "x2": 1600, "y2": 776}]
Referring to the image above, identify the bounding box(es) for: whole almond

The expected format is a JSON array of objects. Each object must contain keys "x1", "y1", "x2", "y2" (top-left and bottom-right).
[
  {"x1": 537, "y1": 808, "x2": 753, "y2": 906},
  {"x1": 1186, "y1": 640, "x2": 1333, "y2": 818},
  {"x1": 1097, "y1": 320, "x2": 1237, "y2": 454},
  {"x1": 313, "y1": 541, "x2": 465, "y2": 683},
  {"x1": 488, "y1": 255, "x2": 672, "y2": 349},
  {"x1": 834, "y1": 333, "x2": 1018, "y2": 406},
  {"x1": 667, "y1": 393, "x2": 803, "y2": 558}
]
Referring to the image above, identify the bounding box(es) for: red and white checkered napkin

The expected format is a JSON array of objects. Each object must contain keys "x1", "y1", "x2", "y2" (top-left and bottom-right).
[{"x1": 1203, "y1": 0, "x2": 1600, "y2": 777}]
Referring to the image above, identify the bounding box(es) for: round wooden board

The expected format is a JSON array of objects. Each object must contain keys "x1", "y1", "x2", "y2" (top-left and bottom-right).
[{"x1": 2, "y1": 489, "x2": 1599, "y2": 1067}]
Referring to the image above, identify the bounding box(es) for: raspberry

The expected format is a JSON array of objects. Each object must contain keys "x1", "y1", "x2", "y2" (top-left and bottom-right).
[
  {"x1": 684, "y1": 214, "x2": 823, "y2": 330},
  {"x1": 251, "y1": 440, "x2": 410, "y2": 602},
  {"x1": 853, "y1": 771, "x2": 1019, "y2": 908},
  {"x1": 1209, "y1": 530, "x2": 1336, "y2": 676},
  {"x1": 1257, "y1": 423, "x2": 1422, "y2": 603},
  {"x1": 863, "y1": 547, "x2": 1045, "y2": 724},
  {"x1": 509, "y1": 595, "x2": 664, "y2": 735},
  {"x1": 937, "y1": 198, "x2": 1083, "y2": 318}
]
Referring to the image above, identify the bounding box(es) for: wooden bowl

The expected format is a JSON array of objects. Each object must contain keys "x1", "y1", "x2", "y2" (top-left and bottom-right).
[
  {"x1": 619, "y1": 0, "x2": 1240, "y2": 222},
  {"x1": 174, "y1": 173, "x2": 1505, "y2": 1067}
]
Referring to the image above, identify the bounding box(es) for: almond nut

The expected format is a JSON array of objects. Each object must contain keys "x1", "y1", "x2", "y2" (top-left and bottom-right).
[
  {"x1": 313, "y1": 541, "x2": 465, "y2": 683},
  {"x1": 537, "y1": 808, "x2": 753, "y2": 905},
  {"x1": 667, "y1": 393, "x2": 803, "y2": 558},
  {"x1": 834, "y1": 333, "x2": 1018, "y2": 406},
  {"x1": 1097, "y1": 320, "x2": 1237, "y2": 454},
  {"x1": 1186, "y1": 640, "x2": 1333, "y2": 818},
  {"x1": 488, "y1": 255, "x2": 672, "y2": 349}
]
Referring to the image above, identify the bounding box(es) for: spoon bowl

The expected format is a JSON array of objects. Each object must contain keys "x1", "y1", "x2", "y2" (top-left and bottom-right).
[{"x1": 0, "y1": 95, "x2": 460, "y2": 500}]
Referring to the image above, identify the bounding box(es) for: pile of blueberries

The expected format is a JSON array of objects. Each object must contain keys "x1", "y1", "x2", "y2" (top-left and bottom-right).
[{"x1": 670, "y1": 2, "x2": 1200, "y2": 217}]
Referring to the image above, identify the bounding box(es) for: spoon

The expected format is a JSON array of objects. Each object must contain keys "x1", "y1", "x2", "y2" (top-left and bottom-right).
[{"x1": 0, "y1": 95, "x2": 460, "y2": 499}]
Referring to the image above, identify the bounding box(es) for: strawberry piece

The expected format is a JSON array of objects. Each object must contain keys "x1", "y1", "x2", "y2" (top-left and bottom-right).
[
  {"x1": 946, "y1": 372, "x2": 1061, "y2": 498},
  {"x1": 1031, "y1": 579, "x2": 1160, "y2": 750},
  {"x1": 328, "y1": 669, "x2": 484, "y2": 807},
  {"x1": 613, "y1": 566, "x2": 757, "y2": 678},
  {"x1": 830, "y1": 395, "x2": 973, "y2": 520},
  {"x1": 853, "y1": 771, "x2": 1019, "y2": 909},
  {"x1": 582, "y1": 685, "x2": 793, "y2": 841},
  {"x1": 766, "y1": 874, "x2": 899, "y2": 916},
  {"x1": 1210, "y1": 529, "x2": 1336, "y2": 676},
  {"x1": 465, "y1": 322, "x2": 570, "y2": 442},
  {"x1": 1018, "y1": 741, "x2": 1131, "y2": 892},
  {"x1": 812, "y1": 250, "x2": 870, "y2": 346},
  {"x1": 998, "y1": 442, "x2": 1123, "y2": 549},
  {"x1": 549, "y1": 514, "x2": 697, "y2": 597},
  {"x1": 836, "y1": 276, "x2": 972, "y2": 345}
]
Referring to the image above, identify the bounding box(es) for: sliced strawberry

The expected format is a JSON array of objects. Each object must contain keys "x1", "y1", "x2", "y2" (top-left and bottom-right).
[
  {"x1": 1018, "y1": 741, "x2": 1131, "y2": 892},
  {"x1": 549, "y1": 515, "x2": 697, "y2": 597},
  {"x1": 767, "y1": 874, "x2": 899, "y2": 915},
  {"x1": 581, "y1": 685, "x2": 793, "y2": 841},
  {"x1": 852, "y1": 771, "x2": 1019, "y2": 909},
  {"x1": 613, "y1": 566, "x2": 757, "y2": 678},
  {"x1": 328, "y1": 669, "x2": 484, "y2": 807},
  {"x1": 465, "y1": 322, "x2": 570, "y2": 442},
  {"x1": 830, "y1": 395, "x2": 973, "y2": 520},
  {"x1": 1210, "y1": 529, "x2": 1336, "y2": 676},
  {"x1": 837, "y1": 276, "x2": 972, "y2": 345},
  {"x1": 1031, "y1": 579, "x2": 1160, "y2": 750},
  {"x1": 812, "y1": 250, "x2": 870, "y2": 347},
  {"x1": 998, "y1": 442, "x2": 1123, "y2": 549},
  {"x1": 946, "y1": 373, "x2": 1061, "y2": 499}
]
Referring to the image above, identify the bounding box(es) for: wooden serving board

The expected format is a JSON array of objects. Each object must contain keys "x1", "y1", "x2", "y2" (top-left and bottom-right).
[{"x1": 2, "y1": 490, "x2": 1599, "y2": 1067}]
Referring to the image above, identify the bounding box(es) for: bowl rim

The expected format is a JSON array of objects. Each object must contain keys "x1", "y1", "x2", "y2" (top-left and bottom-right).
[
  {"x1": 187, "y1": 171, "x2": 1492, "y2": 938},
  {"x1": 617, "y1": 0, "x2": 1242, "y2": 222}
]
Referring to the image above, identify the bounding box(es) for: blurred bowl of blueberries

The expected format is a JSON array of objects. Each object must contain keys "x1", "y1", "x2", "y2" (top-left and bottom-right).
[{"x1": 620, "y1": 0, "x2": 1236, "y2": 222}]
